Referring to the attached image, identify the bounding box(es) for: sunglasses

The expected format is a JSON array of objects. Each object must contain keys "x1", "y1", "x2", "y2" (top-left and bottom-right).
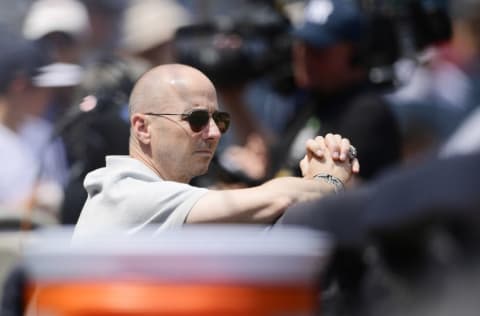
[{"x1": 144, "y1": 109, "x2": 230, "y2": 133}]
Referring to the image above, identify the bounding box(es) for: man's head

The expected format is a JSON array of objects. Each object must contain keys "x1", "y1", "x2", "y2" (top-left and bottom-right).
[
  {"x1": 0, "y1": 28, "x2": 82, "y2": 123},
  {"x1": 129, "y1": 64, "x2": 230, "y2": 183},
  {"x1": 291, "y1": 0, "x2": 366, "y2": 92}
]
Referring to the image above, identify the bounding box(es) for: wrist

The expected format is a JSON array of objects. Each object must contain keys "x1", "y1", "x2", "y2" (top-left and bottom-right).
[{"x1": 313, "y1": 173, "x2": 345, "y2": 193}]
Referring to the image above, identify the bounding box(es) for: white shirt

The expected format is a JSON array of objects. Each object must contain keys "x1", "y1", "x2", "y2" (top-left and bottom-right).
[
  {"x1": 19, "y1": 116, "x2": 68, "y2": 185},
  {"x1": 73, "y1": 156, "x2": 208, "y2": 240},
  {"x1": 0, "y1": 125, "x2": 38, "y2": 207}
]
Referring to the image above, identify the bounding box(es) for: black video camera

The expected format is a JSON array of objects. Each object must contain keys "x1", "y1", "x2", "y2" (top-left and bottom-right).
[{"x1": 173, "y1": 1, "x2": 293, "y2": 91}]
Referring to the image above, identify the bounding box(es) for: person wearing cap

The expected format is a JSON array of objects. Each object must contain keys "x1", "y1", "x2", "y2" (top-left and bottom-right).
[
  {"x1": 21, "y1": 0, "x2": 87, "y2": 158},
  {"x1": 23, "y1": 0, "x2": 90, "y2": 64},
  {"x1": 121, "y1": 0, "x2": 191, "y2": 69},
  {"x1": 277, "y1": 0, "x2": 402, "y2": 183},
  {"x1": 0, "y1": 30, "x2": 71, "y2": 213}
]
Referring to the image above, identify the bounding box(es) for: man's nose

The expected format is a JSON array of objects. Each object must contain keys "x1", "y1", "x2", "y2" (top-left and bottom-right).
[{"x1": 204, "y1": 117, "x2": 222, "y2": 139}]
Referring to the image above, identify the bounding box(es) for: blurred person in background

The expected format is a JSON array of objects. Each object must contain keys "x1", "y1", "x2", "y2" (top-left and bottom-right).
[
  {"x1": 121, "y1": 0, "x2": 192, "y2": 70},
  {"x1": 0, "y1": 28, "x2": 73, "y2": 217},
  {"x1": 21, "y1": 0, "x2": 86, "y2": 129},
  {"x1": 387, "y1": 0, "x2": 480, "y2": 161},
  {"x1": 419, "y1": 1, "x2": 480, "y2": 198},
  {"x1": 273, "y1": 0, "x2": 402, "y2": 183}
]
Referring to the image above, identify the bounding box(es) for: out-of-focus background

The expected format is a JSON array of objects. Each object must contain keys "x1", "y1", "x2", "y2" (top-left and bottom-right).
[{"x1": 1, "y1": 0, "x2": 480, "y2": 315}]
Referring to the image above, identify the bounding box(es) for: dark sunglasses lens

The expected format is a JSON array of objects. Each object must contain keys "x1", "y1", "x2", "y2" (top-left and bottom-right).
[
  {"x1": 213, "y1": 112, "x2": 230, "y2": 133},
  {"x1": 187, "y1": 110, "x2": 210, "y2": 132}
]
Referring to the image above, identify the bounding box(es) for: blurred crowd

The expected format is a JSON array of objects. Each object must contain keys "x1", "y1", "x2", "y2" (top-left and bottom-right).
[{"x1": 1, "y1": 0, "x2": 480, "y2": 314}]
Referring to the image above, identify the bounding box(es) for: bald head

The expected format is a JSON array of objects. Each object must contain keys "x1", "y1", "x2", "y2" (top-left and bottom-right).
[
  {"x1": 128, "y1": 64, "x2": 221, "y2": 182},
  {"x1": 129, "y1": 64, "x2": 216, "y2": 116}
]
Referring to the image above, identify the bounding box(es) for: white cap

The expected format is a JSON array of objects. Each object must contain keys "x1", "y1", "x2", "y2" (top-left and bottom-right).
[
  {"x1": 32, "y1": 63, "x2": 84, "y2": 87},
  {"x1": 23, "y1": 0, "x2": 89, "y2": 40},
  {"x1": 122, "y1": 0, "x2": 191, "y2": 54}
]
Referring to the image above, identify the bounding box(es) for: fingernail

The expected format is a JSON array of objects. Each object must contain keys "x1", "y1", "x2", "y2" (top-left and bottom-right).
[
  {"x1": 340, "y1": 153, "x2": 346, "y2": 160},
  {"x1": 316, "y1": 150, "x2": 323, "y2": 156},
  {"x1": 333, "y1": 152, "x2": 339, "y2": 159}
]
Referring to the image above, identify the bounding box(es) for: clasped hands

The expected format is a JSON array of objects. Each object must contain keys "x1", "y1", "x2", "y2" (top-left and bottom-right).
[{"x1": 300, "y1": 133, "x2": 360, "y2": 184}]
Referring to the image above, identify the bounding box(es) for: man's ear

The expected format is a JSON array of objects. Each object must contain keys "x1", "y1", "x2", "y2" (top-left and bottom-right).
[{"x1": 131, "y1": 113, "x2": 151, "y2": 145}]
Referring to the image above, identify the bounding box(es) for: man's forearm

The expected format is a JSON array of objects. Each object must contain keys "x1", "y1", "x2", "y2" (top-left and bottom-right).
[{"x1": 186, "y1": 176, "x2": 336, "y2": 224}]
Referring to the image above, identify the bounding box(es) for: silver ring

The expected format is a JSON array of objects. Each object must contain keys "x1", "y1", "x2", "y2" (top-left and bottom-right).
[{"x1": 348, "y1": 145, "x2": 357, "y2": 161}]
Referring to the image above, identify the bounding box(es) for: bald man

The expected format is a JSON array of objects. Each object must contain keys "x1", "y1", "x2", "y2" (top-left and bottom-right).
[{"x1": 73, "y1": 64, "x2": 358, "y2": 238}]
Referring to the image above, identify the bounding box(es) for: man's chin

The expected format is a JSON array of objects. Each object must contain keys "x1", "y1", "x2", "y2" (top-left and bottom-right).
[{"x1": 193, "y1": 161, "x2": 212, "y2": 177}]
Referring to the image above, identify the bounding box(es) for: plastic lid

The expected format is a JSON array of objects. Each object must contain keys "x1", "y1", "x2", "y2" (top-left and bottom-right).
[{"x1": 22, "y1": 225, "x2": 332, "y2": 285}]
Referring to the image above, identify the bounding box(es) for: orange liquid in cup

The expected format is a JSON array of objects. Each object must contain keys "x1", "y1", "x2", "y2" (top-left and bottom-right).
[
  {"x1": 27, "y1": 281, "x2": 319, "y2": 316},
  {"x1": 23, "y1": 227, "x2": 330, "y2": 316}
]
